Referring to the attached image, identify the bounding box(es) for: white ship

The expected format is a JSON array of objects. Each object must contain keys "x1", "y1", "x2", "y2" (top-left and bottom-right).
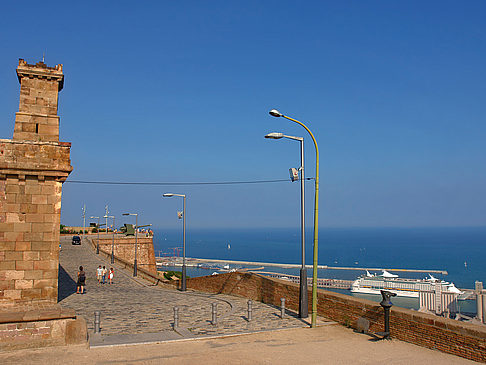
[{"x1": 351, "y1": 270, "x2": 462, "y2": 298}]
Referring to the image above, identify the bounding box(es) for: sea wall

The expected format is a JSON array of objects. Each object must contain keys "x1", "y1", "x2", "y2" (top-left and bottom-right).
[{"x1": 182, "y1": 272, "x2": 486, "y2": 363}]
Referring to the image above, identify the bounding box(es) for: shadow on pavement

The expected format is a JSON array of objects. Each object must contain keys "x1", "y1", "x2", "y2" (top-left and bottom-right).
[{"x1": 58, "y1": 264, "x2": 77, "y2": 302}]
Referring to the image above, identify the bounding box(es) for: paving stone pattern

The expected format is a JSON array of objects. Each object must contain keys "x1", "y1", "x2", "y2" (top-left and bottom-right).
[{"x1": 58, "y1": 236, "x2": 309, "y2": 338}]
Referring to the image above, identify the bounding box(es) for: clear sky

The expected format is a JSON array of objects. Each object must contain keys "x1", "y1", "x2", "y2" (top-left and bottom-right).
[{"x1": 1, "y1": 1, "x2": 485, "y2": 229}]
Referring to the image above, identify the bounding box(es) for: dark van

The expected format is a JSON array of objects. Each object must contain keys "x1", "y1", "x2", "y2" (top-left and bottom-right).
[{"x1": 72, "y1": 236, "x2": 81, "y2": 245}]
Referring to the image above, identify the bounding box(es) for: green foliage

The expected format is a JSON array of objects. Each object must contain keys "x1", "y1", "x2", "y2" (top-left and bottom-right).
[
  {"x1": 92, "y1": 228, "x2": 98, "y2": 233},
  {"x1": 163, "y1": 271, "x2": 188, "y2": 280}
]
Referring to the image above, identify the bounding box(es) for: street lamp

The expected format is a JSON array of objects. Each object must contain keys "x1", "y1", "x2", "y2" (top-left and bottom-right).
[
  {"x1": 269, "y1": 109, "x2": 320, "y2": 328},
  {"x1": 163, "y1": 193, "x2": 187, "y2": 291},
  {"x1": 90, "y1": 216, "x2": 101, "y2": 254},
  {"x1": 104, "y1": 215, "x2": 115, "y2": 264},
  {"x1": 265, "y1": 131, "x2": 308, "y2": 319},
  {"x1": 122, "y1": 212, "x2": 138, "y2": 276}
]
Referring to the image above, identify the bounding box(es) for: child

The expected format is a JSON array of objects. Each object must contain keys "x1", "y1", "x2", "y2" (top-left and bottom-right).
[{"x1": 109, "y1": 268, "x2": 114, "y2": 284}]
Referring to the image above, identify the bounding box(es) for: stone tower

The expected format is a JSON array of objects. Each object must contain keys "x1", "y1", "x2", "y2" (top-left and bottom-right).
[
  {"x1": 13, "y1": 59, "x2": 64, "y2": 142},
  {"x1": 0, "y1": 59, "x2": 72, "y2": 308}
]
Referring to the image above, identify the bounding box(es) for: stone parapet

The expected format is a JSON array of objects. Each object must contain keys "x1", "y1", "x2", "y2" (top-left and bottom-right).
[
  {"x1": 0, "y1": 304, "x2": 86, "y2": 350},
  {"x1": 0, "y1": 139, "x2": 72, "y2": 180}
]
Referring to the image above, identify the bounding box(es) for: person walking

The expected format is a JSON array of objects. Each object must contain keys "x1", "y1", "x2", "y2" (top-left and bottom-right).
[
  {"x1": 77, "y1": 266, "x2": 86, "y2": 294},
  {"x1": 97, "y1": 265, "x2": 103, "y2": 284},
  {"x1": 108, "y1": 268, "x2": 114, "y2": 284},
  {"x1": 102, "y1": 266, "x2": 107, "y2": 284}
]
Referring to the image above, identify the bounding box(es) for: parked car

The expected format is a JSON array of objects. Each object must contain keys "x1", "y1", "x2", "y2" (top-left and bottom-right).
[{"x1": 72, "y1": 236, "x2": 81, "y2": 245}]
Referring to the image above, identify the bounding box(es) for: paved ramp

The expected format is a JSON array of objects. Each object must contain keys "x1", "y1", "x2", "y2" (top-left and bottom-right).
[{"x1": 58, "y1": 236, "x2": 319, "y2": 345}]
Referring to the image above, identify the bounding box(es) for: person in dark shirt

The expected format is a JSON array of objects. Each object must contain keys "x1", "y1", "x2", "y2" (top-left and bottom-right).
[{"x1": 77, "y1": 266, "x2": 86, "y2": 294}]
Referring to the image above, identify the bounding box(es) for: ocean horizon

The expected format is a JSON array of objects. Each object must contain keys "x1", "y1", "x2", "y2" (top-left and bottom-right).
[{"x1": 153, "y1": 226, "x2": 486, "y2": 290}]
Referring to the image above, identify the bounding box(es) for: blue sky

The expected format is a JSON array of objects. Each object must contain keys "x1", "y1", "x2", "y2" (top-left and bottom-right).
[{"x1": 0, "y1": 1, "x2": 485, "y2": 229}]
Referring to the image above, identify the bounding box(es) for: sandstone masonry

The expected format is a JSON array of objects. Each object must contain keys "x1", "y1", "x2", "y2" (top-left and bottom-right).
[{"x1": 0, "y1": 59, "x2": 73, "y2": 308}]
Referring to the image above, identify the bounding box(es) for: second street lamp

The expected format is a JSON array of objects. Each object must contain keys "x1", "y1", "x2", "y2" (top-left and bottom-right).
[
  {"x1": 265, "y1": 131, "x2": 308, "y2": 319},
  {"x1": 269, "y1": 109, "x2": 320, "y2": 328},
  {"x1": 104, "y1": 215, "x2": 115, "y2": 264},
  {"x1": 90, "y1": 216, "x2": 103, "y2": 254},
  {"x1": 122, "y1": 212, "x2": 138, "y2": 276},
  {"x1": 163, "y1": 193, "x2": 187, "y2": 291}
]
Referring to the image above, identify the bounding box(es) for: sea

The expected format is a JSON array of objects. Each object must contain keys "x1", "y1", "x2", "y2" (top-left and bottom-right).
[{"x1": 153, "y1": 226, "x2": 486, "y2": 313}]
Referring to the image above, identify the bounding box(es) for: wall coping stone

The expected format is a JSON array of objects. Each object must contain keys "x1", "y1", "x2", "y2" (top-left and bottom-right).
[{"x1": 0, "y1": 305, "x2": 76, "y2": 324}]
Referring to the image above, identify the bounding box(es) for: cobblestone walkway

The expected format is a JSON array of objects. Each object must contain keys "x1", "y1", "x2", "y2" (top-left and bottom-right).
[{"x1": 58, "y1": 236, "x2": 310, "y2": 339}]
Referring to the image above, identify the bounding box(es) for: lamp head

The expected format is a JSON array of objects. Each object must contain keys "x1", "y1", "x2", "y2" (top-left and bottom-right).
[
  {"x1": 265, "y1": 132, "x2": 284, "y2": 139},
  {"x1": 122, "y1": 213, "x2": 129, "y2": 216},
  {"x1": 163, "y1": 193, "x2": 174, "y2": 197},
  {"x1": 269, "y1": 109, "x2": 283, "y2": 117}
]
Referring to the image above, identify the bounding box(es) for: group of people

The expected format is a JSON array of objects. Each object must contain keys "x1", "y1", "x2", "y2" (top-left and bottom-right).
[
  {"x1": 76, "y1": 265, "x2": 115, "y2": 294},
  {"x1": 97, "y1": 265, "x2": 114, "y2": 284}
]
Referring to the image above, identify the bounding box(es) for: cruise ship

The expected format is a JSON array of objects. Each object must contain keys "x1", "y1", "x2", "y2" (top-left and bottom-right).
[{"x1": 351, "y1": 270, "x2": 462, "y2": 298}]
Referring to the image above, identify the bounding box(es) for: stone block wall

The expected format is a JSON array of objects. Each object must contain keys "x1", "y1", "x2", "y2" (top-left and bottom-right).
[{"x1": 183, "y1": 272, "x2": 486, "y2": 363}]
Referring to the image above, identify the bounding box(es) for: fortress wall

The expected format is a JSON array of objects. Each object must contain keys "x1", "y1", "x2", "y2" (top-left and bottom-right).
[{"x1": 92, "y1": 235, "x2": 157, "y2": 274}]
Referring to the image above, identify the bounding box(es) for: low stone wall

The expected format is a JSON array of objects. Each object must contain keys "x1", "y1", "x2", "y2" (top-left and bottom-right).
[
  {"x1": 91, "y1": 234, "x2": 156, "y2": 274},
  {"x1": 0, "y1": 305, "x2": 87, "y2": 350},
  {"x1": 183, "y1": 272, "x2": 486, "y2": 363}
]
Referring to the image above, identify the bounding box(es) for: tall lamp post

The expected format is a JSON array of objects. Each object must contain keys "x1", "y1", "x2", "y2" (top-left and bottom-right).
[
  {"x1": 269, "y1": 109, "x2": 320, "y2": 328},
  {"x1": 163, "y1": 193, "x2": 187, "y2": 291},
  {"x1": 90, "y1": 216, "x2": 101, "y2": 254},
  {"x1": 265, "y1": 132, "x2": 308, "y2": 319},
  {"x1": 122, "y1": 212, "x2": 138, "y2": 276},
  {"x1": 104, "y1": 215, "x2": 115, "y2": 264}
]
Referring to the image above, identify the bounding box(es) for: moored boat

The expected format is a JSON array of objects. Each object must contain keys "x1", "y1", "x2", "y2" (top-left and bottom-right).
[{"x1": 351, "y1": 270, "x2": 462, "y2": 298}]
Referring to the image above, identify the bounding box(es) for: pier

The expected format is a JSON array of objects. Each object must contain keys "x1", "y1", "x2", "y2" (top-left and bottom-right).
[
  {"x1": 156, "y1": 257, "x2": 449, "y2": 275},
  {"x1": 255, "y1": 271, "x2": 353, "y2": 289}
]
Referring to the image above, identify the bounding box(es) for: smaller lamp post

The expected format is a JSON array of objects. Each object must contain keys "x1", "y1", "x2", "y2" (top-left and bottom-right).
[
  {"x1": 265, "y1": 131, "x2": 308, "y2": 319},
  {"x1": 163, "y1": 193, "x2": 187, "y2": 291}
]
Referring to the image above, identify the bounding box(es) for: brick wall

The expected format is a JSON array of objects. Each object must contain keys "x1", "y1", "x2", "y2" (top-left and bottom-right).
[
  {"x1": 183, "y1": 272, "x2": 486, "y2": 363},
  {"x1": 93, "y1": 235, "x2": 157, "y2": 274}
]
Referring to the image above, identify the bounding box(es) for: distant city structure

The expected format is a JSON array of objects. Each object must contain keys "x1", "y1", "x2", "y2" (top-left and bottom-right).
[{"x1": 0, "y1": 59, "x2": 73, "y2": 306}]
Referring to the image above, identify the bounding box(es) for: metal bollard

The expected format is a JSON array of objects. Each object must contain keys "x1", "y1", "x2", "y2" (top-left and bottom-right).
[
  {"x1": 211, "y1": 302, "x2": 218, "y2": 325},
  {"x1": 94, "y1": 311, "x2": 101, "y2": 333},
  {"x1": 247, "y1": 300, "x2": 253, "y2": 322},
  {"x1": 280, "y1": 298, "x2": 286, "y2": 319},
  {"x1": 173, "y1": 306, "x2": 179, "y2": 328}
]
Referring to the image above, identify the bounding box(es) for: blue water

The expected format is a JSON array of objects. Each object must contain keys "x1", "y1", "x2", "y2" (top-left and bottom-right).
[{"x1": 153, "y1": 226, "x2": 486, "y2": 289}]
